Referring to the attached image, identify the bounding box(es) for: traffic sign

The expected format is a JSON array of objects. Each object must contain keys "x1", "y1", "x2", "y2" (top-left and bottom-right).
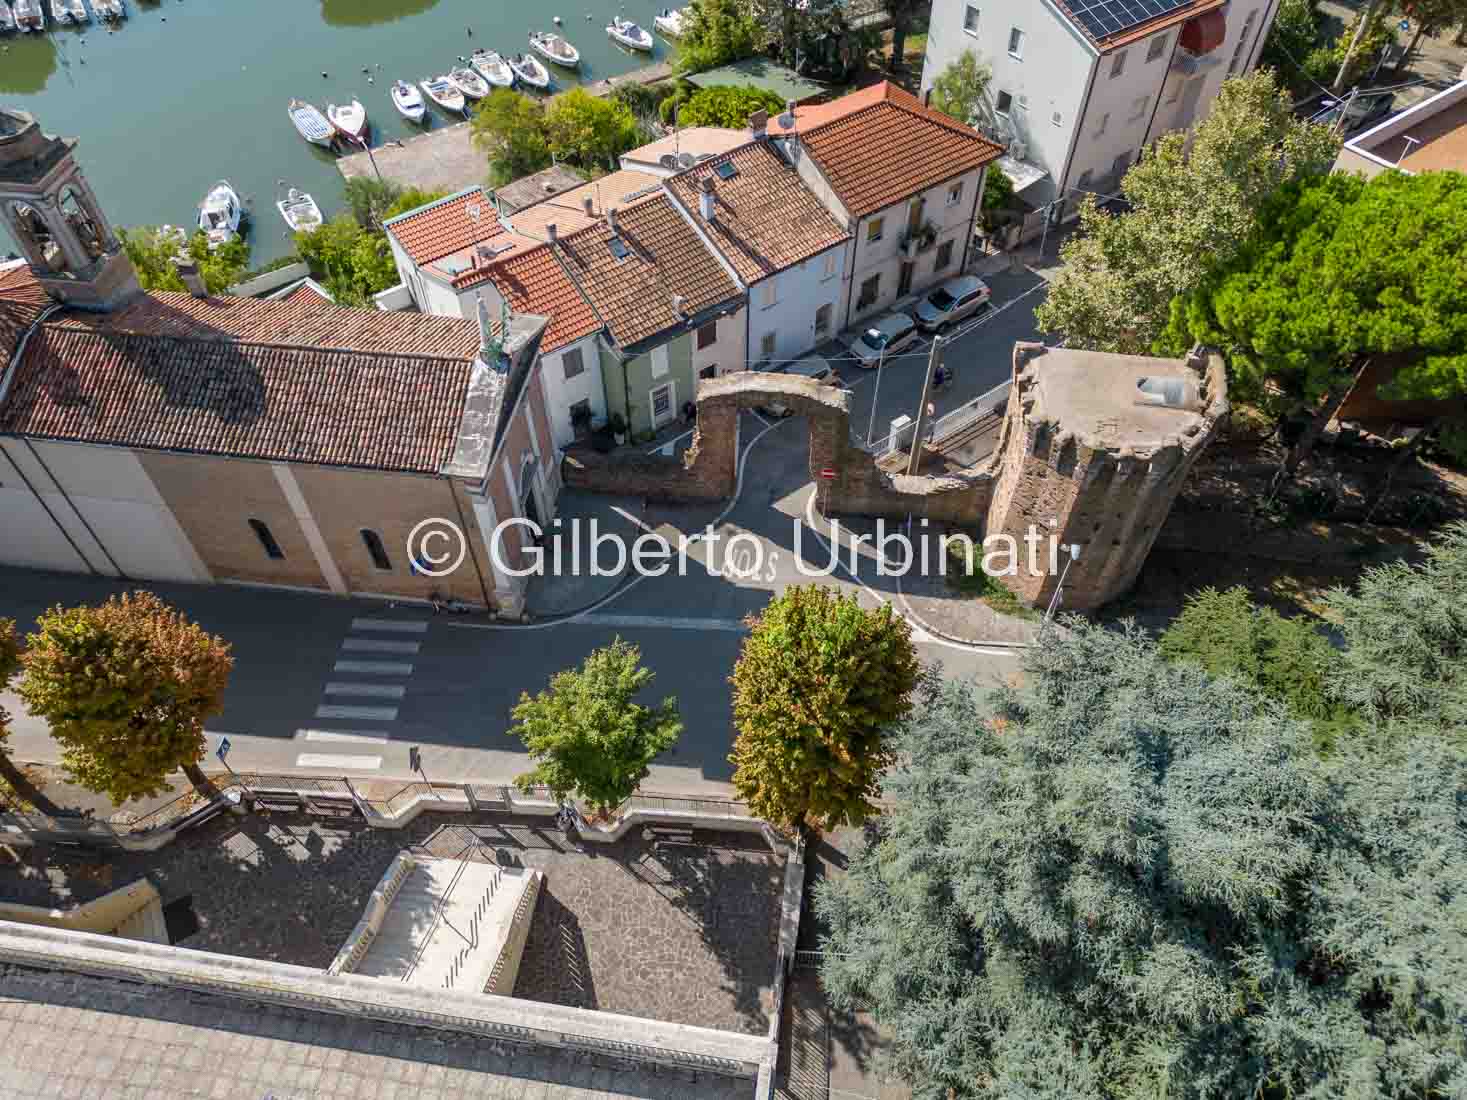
[
  {"x1": 216, "y1": 737, "x2": 231, "y2": 762},
  {"x1": 820, "y1": 468, "x2": 837, "y2": 480}
]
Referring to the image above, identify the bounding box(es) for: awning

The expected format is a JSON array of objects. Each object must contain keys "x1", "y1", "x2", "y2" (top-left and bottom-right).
[{"x1": 995, "y1": 155, "x2": 1049, "y2": 195}]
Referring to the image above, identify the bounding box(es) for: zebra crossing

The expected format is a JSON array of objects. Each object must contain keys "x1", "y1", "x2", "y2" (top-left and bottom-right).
[{"x1": 292, "y1": 615, "x2": 428, "y2": 770}]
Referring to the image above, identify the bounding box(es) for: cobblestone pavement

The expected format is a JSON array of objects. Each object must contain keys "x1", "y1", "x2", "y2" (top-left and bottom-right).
[
  {"x1": 0, "y1": 965, "x2": 749, "y2": 1100},
  {"x1": 0, "y1": 812, "x2": 783, "y2": 1035}
]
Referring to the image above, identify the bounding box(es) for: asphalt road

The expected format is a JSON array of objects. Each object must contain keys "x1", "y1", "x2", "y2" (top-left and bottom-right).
[{"x1": 0, "y1": 273, "x2": 1050, "y2": 800}]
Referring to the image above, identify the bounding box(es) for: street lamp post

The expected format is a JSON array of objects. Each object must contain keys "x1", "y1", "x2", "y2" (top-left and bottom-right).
[
  {"x1": 1040, "y1": 544, "x2": 1081, "y2": 638},
  {"x1": 865, "y1": 345, "x2": 886, "y2": 447}
]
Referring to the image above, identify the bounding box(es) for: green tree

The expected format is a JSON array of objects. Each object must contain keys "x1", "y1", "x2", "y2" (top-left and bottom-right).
[
  {"x1": 342, "y1": 178, "x2": 447, "y2": 232},
  {"x1": 928, "y1": 48, "x2": 992, "y2": 127},
  {"x1": 18, "y1": 592, "x2": 233, "y2": 804},
  {"x1": 1260, "y1": 0, "x2": 1323, "y2": 94},
  {"x1": 470, "y1": 89, "x2": 552, "y2": 186},
  {"x1": 544, "y1": 87, "x2": 640, "y2": 171},
  {"x1": 294, "y1": 216, "x2": 398, "y2": 307},
  {"x1": 1038, "y1": 70, "x2": 1337, "y2": 356},
  {"x1": 728, "y1": 587, "x2": 919, "y2": 833},
  {"x1": 817, "y1": 620, "x2": 1467, "y2": 1098},
  {"x1": 1395, "y1": 0, "x2": 1467, "y2": 73},
  {"x1": 1325, "y1": 520, "x2": 1467, "y2": 739},
  {"x1": 676, "y1": 84, "x2": 785, "y2": 127},
  {"x1": 980, "y1": 164, "x2": 1013, "y2": 228},
  {"x1": 0, "y1": 619, "x2": 62, "y2": 815},
  {"x1": 118, "y1": 225, "x2": 251, "y2": 295},
  {"x1": 1167, "y1": 169, "x2": 1467, "y2": 488},
  {"x1": 884, "y1": 0, "x2": 926, "y2": 72},
  {"x1": 510, "y1": 639, "x2": 682, "y2": 815},
  {"x1": 676, "y1": 0, "x2": 762, "y2": 72},
  {"x1": 1160, "y1": 585, "x2": 1353, "y2": 747}
]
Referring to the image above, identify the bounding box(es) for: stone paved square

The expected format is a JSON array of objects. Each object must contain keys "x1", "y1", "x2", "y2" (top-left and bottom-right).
[{"x1": 0, "y1": 811, "x2": 784, "y2": 1036}]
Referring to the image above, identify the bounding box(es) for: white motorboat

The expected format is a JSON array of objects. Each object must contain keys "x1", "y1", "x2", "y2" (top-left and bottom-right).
[
  {"x1": 326, "y1": 98, "x2": 368, "y2": 143},
  {"x1": 529, "y1": 31, "x2": 580, "y2": 68},
  {"x1": 49, "y1": 0, "x2": 85, "y2": 24},
  {"x1": 0, "y1": 2, "x2": 16, "y2": 32},
  {"x1": 470, "y1": 49, "x2": 515, "y2": 89},
  {"x1": 448, "y1": 66, "x2": 490, "y2": 100},
  {"x1": 13, "y1": 0, "x2": 41, "y2": 30},
  {"x1": 606, "y1": 15, "x2": 653, "y2": 52},
  {"x1": 390, "y1": 80, "x2": 427, "y2": 123},
  {"x1": 93, "y1": 0, "x2": 124, "y2": 20},
  {"x1": 420, "y1": 75, "x2": 467, "y2": 115},
  {"x1": 288, "y1": 99, "x2": 335, "y2": 147},
  {"x1": 276, "y1": 186, "x2": 323, "y2": 234},
  {"x1": 197, "y1": 180, "x2": 244, "y2": 250},
  {"x1": 508, "y1": 53, "x2": 550, "y2": 89},
  {"x1": 653, "y1": 7, "x2": 685, "y2": 37}
]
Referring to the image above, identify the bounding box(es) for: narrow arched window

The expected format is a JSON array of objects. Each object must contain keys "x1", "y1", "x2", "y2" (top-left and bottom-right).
[
  {"x1": 249, "y1": 519, "x2": 284, "y2": 560},
  {"x1": 361, "y1": 529, "x2": 392, "y2": 571}
]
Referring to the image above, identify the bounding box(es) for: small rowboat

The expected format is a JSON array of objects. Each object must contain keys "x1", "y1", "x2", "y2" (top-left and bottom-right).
[
  {"x1": 0, "y1": 2, "x2": 16, "y2": 32},
  {"x1": 420, "y1": 75, "x2": 466, "y2": 115},
  {"x1": 93, "y1": 0, "x2": 124, "y2": 20},
  {"x1": 448, "y1": 66, "x2": 490, "y2": 100},
  {"x1": 288, "y1": 99, "x2": 335, "y2": 147},
  {"x1": 509, "y1": 52, "x2": 550, "y2": 89},
  {"x1": 391, "y1": 80, "x2": 427, "y2": 123},
  {"x1": 277, "y1": 187, "x2": 324, "y2": 234},
  {"x1": 607, "y1": 15, "x2": 653, "y2": 52},
  {"x1": 49, "y1": 0, "x2": 85, "y2": 24},
  {"x1": 13, "y1": 0, "x2": 42, "y2": 30},
  {"x1": 327, "y1": 98, "x2": 368, "y2": 143},
  {"x1": 653, "y1": 7, "x2": 685, "y2": 37},
  {"x1": 470, "y1": 49, "x2": 515, "y2": 89},
  {"x1": 529, "y1": 31, "x2": 580, "y2": 69},
  {"x1": 197, "y1": 180, "x2": 244, "y2": 250}
]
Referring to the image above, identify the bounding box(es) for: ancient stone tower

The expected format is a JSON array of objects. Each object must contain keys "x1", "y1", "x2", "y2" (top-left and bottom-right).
[
  {"x1": 0, "y1": 108, "x2": 139, "y2": 312},
  {"x1": 985, "y1": 342, "x2": 1228, "y2": 611}
]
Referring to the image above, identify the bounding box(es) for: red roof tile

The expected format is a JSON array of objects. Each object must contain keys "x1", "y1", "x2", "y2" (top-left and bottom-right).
[
  {"x1": 0, "y1": 291, "x2": 488, "y2": 473},
  {"x1": 666, "y1": 141, "x2": 848, "y2": 284},
  {"x1": 0, "y1": 262, "x2": 50, "y2": 366},
  {"x1": 772, "y1": 82, "x2": 1002, "y2": 217},
  {"x1": 279, "y1": 279, "x2": 335, "y2": 305},
  {"x1": 485, "y1": 245, "x2": 602, "y2": 354}
]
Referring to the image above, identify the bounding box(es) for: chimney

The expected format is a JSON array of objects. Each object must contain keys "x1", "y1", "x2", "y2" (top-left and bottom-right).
[
  {"x1": 583, "y1": 194, "x2": 595, "y2": 216},
  {"x1": 606, "y1": 207, "x2": 618, "y2": 236},
  {"x1": 749, "y1": 109, "x2": 768, "y2": 139},
  {"x1": 176, "y1": 256, "x2": 207, "y2": 298},
  {"x1": 698, "y1": 176, "x2": 716, "y2": 221},
  {"x1": 546, "y1": 222, "x2": 557, "y2": 242},
  {"x1": 671, "y1": 293, "x2": 686, "y2": 318},
  {"x1": 923, "y1": 88, "x2": 932, "y2": 108},
  {"x1": 476, "y1": 292, "x2": 496, "y2": 362}
]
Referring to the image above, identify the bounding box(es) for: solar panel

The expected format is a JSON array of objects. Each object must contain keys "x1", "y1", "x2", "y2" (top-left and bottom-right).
[
  {"x1": 714, "y1": 160, "x2": 739, "y2": 181},
  {"x1": 1066, "y1": 0, "x2": 1190, "y2": 40}
]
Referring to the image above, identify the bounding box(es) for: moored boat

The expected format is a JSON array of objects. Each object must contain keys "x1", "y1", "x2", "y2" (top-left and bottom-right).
[
  {"x1": 197, "y1": 180, "x2": 244, "y2": 250},
  {"x1": 0, "y1": 1, "x2": 16, "y2": 32},
  {"x1": 606, "y1": 15, "x2": 653, "y2": 51},
  {"x1": 529, "y1": 31, "x2": 580, "y2": 68},
  {"x1": 390, "y1": 80, "x2": 427, "y2": 123},
  {"x1": 49, "y1": 0, "x2": 85, "y2": 24},
  {"x1": 326, "y1": 98, "x2": 368, "y2": 143},
  {"x1": 448, "y1": 66, "x2": 490, "y2": 100},
  {"x1": 420, "y1": 75, "x2": 467, "y2": 115},
  {"x1": 93, "y1": 0, "x2": 124, "y2": 20},
  {"x1": 653, "y1": 7, "x2": 685, "y2": 37},
  {"x1": 287, "y1": 99, "x2": 335, "y2": 147},
  {"x1": 276, "y1": 186, "x2": 324, "y2": 234},
  {"x1": 508, "y1": 52, "x2": 550, "y2": 89},
  {"x1": 470, "y1": 49, "x2": 515, "y2": 89},
  {"x1": 13, "y1": 0, "x2": 42, "y2": 30}
]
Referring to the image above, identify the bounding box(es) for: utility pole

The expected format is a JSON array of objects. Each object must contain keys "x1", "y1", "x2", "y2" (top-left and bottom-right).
[{"x1": 907, "y1": 336, "x2": 944, "y2": 475}]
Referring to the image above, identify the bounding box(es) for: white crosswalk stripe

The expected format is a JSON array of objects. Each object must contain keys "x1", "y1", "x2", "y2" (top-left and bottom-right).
[
  {"x1": 333, "y1": 660, "x2": 414, "y2": 675},
  {"x1": 323, "y1": 682, "x2": 406, "y2": 699},
  {"x1": 295, "y1": 753, "x2": 384, "y2": 770},
  {"x1": 350, "y1": 617, "x2": 429, "y2": 633},
  {"x1": 314, "y1": 704, "x2": 398, "y2": 721},
  {"x1": 298, "y1": 729, "x2": 391, "y2": 745},
  {"x1": 341, "y1": 638, "x2": 420, "y2": 654}
]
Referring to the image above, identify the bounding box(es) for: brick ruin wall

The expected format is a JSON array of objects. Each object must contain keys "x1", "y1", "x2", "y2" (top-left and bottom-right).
[{"x1": 562, "y1": 352, "x2": 1228, "y2": 610}]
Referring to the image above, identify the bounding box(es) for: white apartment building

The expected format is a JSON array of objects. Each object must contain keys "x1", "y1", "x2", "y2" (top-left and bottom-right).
[{"x1": 920, "y1": 0, "x2": 1279, "y2": 210}]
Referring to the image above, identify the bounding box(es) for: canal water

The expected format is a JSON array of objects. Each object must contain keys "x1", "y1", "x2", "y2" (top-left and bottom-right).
[{"x1": 0, "y1": 0, "x2": 676, "y2": 265}]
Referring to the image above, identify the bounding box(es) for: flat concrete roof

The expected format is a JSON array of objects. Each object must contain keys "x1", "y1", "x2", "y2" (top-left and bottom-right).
[
  {"x1": 1342, "y1": 79, "x2": 1467, "y2": 174},
  {"x1": 1031, "y1": 348, "x2": 1206, "y2": 447},
  {"x1": 622, "y1": 127, "x2": 748, "y2": 173}
]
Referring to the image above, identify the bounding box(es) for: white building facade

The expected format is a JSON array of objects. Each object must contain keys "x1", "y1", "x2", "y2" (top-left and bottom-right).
[{"x1": 919, "y1": 0, "x2": 1279, "y2": 208}]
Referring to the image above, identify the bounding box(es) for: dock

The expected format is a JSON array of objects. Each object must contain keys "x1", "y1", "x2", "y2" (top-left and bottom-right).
[{"x1": 338, "y1": 61, "x2": 676, "y2": 193}]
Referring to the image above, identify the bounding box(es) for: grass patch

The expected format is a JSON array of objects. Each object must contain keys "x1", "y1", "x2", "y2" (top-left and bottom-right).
[{"x1": 945, "y1": 539, "x2": 1042, "y2": 621}]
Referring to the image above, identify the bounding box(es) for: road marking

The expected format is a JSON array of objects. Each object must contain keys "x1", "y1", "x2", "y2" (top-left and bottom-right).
[
  {"x1": 299, "y1": 729, "x2": 391, "y2": 745},
  {"x1": 323, "y1": 682, "x2": 406, "y2": 699},
  {"x1": 315, "y1": 704, "x2": 398, "y2": 721},
  {"x1": 350, "y1": 617, "x2": 429, "y2": 633},
  {"x1": 333, "y1": 660, "x2": 414, "y2": 675},
  {"x1": 577, "y1": 613, "x2": 747, "y2": 632},
  {"x1": 341, "y1": 638, "x2": 420, "y2": 654},
  {"x1": 294, "y1": 753, "x2": 383, "y2": 770}
]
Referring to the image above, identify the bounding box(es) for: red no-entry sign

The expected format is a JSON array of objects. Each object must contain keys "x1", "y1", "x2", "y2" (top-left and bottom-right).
[{"x1": 820, "y1": 468, "x2": 837, "y2": 480}]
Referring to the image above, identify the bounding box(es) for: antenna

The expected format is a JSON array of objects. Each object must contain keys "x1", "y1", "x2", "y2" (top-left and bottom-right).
[{"x1": 1395, "y1": 135, "x2": 1422, "y2": 165}]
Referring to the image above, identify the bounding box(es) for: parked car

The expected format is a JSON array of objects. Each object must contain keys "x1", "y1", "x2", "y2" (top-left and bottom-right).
[
  {"x1": 1307, "y1": 91, "x2": 1395, "y2": 134},
  {"x1": 914, "y1": 275, "x2": 992, "y2": 332},
  {"x1": 759, "y1": 356, "x2": 840, "y2": 417},
  {"x1": 850, "y1": 312, "x2": 919, "y2": 368}
]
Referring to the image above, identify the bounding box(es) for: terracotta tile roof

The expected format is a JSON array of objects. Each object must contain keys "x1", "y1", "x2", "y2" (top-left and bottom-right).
[
  {"x1": 770, "y1": 82, "x2": 1003, "y2": 217},
  {"x1": 485, "y1": 244, "x2": 602, "y2": 354},
  {"x1": 551, "y1": 193, "x2": 741, "y2": 352},
  {"x1": 0, "y1": 262, "x2": 50, "y2": 367},
  {"x1": 665, "y1": 141, "x2": 848, "y2": 284},
  {"x1": 385, "y1": 187, "x2": 515, "y2": 268},
  {"x1": 0, "y1": 290, "x2": 489, "y2": 473},
  {"x1": 279, "y1": 279, "x2": 335, "y2": 305}
]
